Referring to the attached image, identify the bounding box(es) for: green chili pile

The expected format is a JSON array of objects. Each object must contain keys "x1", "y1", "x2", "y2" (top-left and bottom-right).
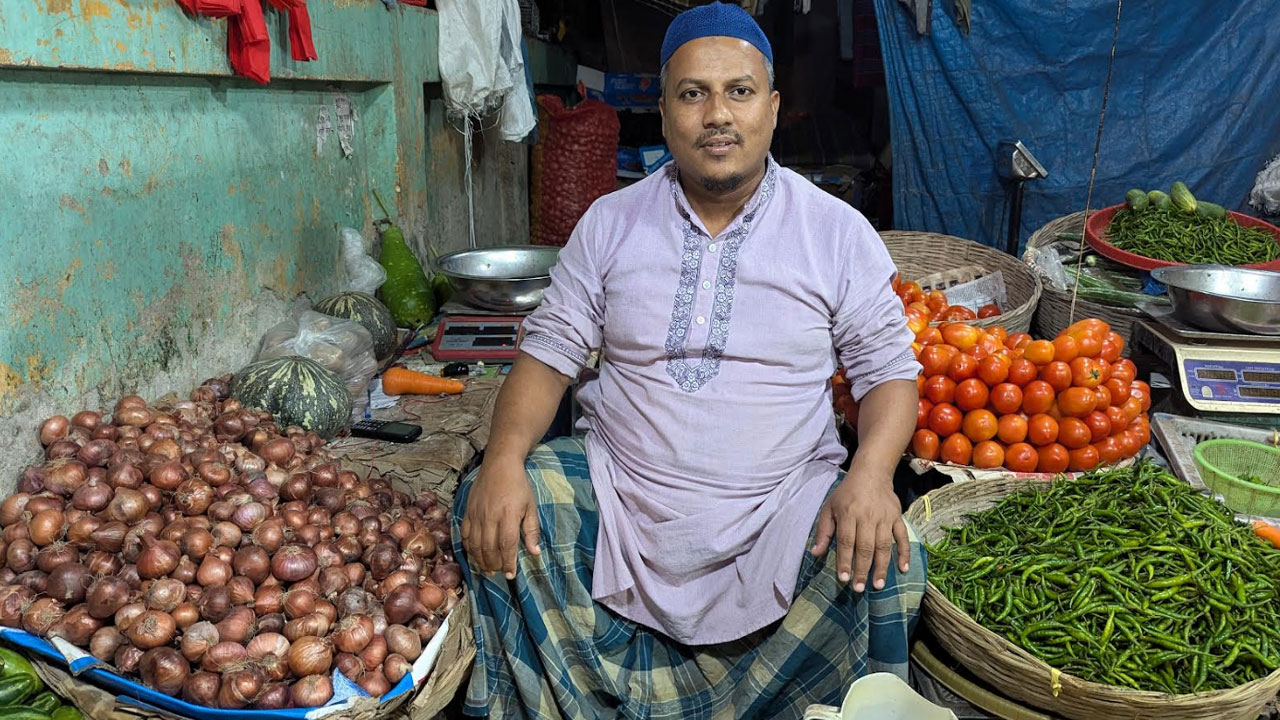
[
  {"x1": 927, "y1": 462, "x2": 1280, "y2": 694},
  {"x1": 1105, "y1": 208, "x2": 1280, "y2": 265}
]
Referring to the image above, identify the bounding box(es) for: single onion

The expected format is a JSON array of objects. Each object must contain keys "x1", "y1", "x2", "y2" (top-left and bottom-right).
[
  {"x1": 201, "y1": 640, "x2": 248, "y2": 672},
  {"x1": 40, "y1": 415, "x2": 70, "y2": 446},
  {"x1": 385, "y1": 623, "x2": 422, "y2": 661},
  {"x1": 181, "y1": 621, "x2": 220, "y2": 662},
  {"x1": 283, "y1": 613, "x2": 331, "y2": 643},
  {"x1": 126, "y1": 610, "x2": 176, "y2": 649},
  {"x1": 107, "y1": 488, "x2": 148, "y2": 524},
  {"x1": 140, "y1": 647, "x2": 190, "y2": 695},
  {"x1": 114, "y1": 602, "x2": 146, "y2": 632},
  {"x1": 383, "y1": 584, "x2": 430, "y2": 625},
  {"x1": 46, "y1": 563, "x2": 91, "y2": 605},
  {"x1": 283, "y1": 588, "x2": 316, "y2": 620},
  {"x1": 233, "y1": 546, "x2": 271, "y2": 585},
  {"x1": 216, "y1": 606, "x2": 256, "y2": 645},
  {"x1": 358, "y1": 633, "x2": 387, "y2": 670},
  {"x1": 254, "y1": 585, "x2": 284, "y2": 615},
  {"x1": 210, "y1": 522, "x2": 242, "y2": 548},
  {"x1": 90, "y1": 521, "x2": 128, "y2": 553},
  {"x1": 0, "y1": 586, "x2": 34, "y2": 628},
  {"x1": 332, "y1": 614, "x2": 374, "y2": 654},
  {"x1": 137, "y1": 537, "x2": 180, "y2": 579},
  {"x1": 115, "y1": 643, "x2": 144, "y2": 673},
  {"x1": 175, "y1": 479, "x2": 215, "y2": 516},
  {"x1": 86, "y1": 576, "x2": 131, "y2": 619},
  {"x1": 217, "y1": 663, "x2": 265, "y2": 709},
  {"x1": 272, "y1": 545, "x2": 318, "y2": 583},
  {"x1": 257, "y1": 613, "x2": 285, "y2": 635},
  {"x1": 287, "y1": 636, "x2": 333, "y2": 677},
  {"x1": 431, "y1": 561, "x2": 462, "y2": 590},
  {"x1": 357, "y1": 669, "x2": 391, "y2": 698},
  {"x1": 28, "y1": 508, "x2": 66, "y2": 547},
  {"x1": 384, "y1": 653, "x2": 412, "y2": 684},
  {"x1": 35, "y1": 542, "x2": 78, "y2": 574},
  {"x1": 254, "y1": 682, "x2": 292, "y2": 710},
  {"x1": 22, "y1": 597, "x2": 66, "y2": 635},
  {"x1": 183, "y1": 671, "x2": 221, "y2": 706},
  {"x1": 172, "y1": 602, "x2": 200, "y2": 629},
  {"x1": 145, "y1": 578, "x2": 186, "y2": 612},
  {"x1": 198, "y1": 584, "x2": 232, "y2": 623},
  {"x1": 197, "y1": 554, "x2": 232, "y2": 587},
  {"x1": 49, "y1": 603, "x2": 102, "y2": 646},
  {"x1": 226, "y1": 576, "x2": 256, "y2": 606},
  {"x1": 290, "y1": 674, "x2": 333, "y2": 708},
  {"x1": 90, "y1": 625, "x2": 127, "y2": 661}
]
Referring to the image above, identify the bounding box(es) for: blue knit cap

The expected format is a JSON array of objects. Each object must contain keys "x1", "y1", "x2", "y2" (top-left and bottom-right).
[{"x1": 659, "y1": 2, "x2": 773, "y2": 69}]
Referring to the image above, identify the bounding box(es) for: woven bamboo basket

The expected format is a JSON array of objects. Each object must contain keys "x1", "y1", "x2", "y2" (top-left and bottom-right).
[
  {"x1": 26, "y1": 595, "x2": 476, "y2": 720},
  {"x1": 880, "y1": 231, "x2": 1041, "y2": 334},
  {"x1": 1024, "y1": 212, "x2": 1141, "y2": 352},
  {"x1": 905, "y1": 479, "x2": 1280, "y2": 720}
]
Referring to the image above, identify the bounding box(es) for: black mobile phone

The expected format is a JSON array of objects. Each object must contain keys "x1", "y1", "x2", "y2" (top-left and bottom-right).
[{"x1": 349, "y1": 420, "x2": 423, "y2": 443}]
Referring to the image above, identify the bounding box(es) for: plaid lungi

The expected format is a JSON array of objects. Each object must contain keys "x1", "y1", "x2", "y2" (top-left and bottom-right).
[{"x1": 451, "y1": 436, "x2": 927, "y2": 719}]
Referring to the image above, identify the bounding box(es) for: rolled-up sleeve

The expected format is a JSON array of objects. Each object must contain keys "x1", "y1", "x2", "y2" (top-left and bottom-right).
[
  {"x1": 518, "y1": 207, "x2": 606, "y2": 379},
  {"x1": 832, "y1": 217, "x2": 921, "y2": 401}
]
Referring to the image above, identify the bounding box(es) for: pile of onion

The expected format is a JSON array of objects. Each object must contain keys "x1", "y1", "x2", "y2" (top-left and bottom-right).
[{"x1": 1, "y1": 376, "x2": 461, "y2": 710}]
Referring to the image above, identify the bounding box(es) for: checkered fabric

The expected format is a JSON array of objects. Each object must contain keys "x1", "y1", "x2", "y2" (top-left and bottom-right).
[{"x1": 451, "y1": 436, "x2": 927, "y2": 719}]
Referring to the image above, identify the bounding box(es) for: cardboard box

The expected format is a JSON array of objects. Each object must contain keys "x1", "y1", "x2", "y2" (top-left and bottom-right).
[{"x1": 576, "y1": 66, "x2": 659, "y2": 109}]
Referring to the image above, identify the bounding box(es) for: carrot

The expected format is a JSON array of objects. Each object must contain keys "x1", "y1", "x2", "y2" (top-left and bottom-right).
[
  {"x1": 381, "y1": 367, "x2": 465, "y2": 396},
  {"x1": 1253, "y1": 521, "x2": 1280, "y2": 550}
]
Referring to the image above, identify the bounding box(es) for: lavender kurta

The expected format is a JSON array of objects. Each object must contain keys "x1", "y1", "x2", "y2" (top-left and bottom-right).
[{"x1": 518, "y1": 159, "x2": 921, "y2": 645}]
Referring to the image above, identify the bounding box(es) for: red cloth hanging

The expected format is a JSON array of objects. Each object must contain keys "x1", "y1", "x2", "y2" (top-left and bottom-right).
[
  {"x1": 228, "y1": 0, "x2": 270, "y2": 84},
  {"x1": 266, "y1": 0, "x2": 317, "y2": 62},
  {"x1": 177, "y1": 0, "x2": 242, "y2": 17}
]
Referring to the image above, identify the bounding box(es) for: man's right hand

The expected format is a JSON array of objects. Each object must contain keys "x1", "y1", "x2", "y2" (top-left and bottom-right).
[{"x1": 460, "y1": 457, "x2": 542, "y2": 580}]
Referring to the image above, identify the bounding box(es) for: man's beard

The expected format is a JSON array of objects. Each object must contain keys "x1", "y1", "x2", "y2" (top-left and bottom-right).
[{"x1": 699, "y1": 172, "x2": 748, "y2": 194}]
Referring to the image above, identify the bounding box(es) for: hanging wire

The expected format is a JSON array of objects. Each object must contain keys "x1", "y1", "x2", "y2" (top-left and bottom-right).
[{"x1": 1068, "y1": 0, "x2": 1124, "y2": 322}]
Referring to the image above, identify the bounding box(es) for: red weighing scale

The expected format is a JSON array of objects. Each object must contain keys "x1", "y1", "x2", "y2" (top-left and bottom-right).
[{"x1": 430, "y1": 315, "x2": 527, "y2": 362}]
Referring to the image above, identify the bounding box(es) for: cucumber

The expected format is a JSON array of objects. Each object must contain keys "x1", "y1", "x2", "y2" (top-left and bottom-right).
[
  {"x1": 0, "y1": 651, "x2": 35, "y2": 682},
  {"x1": 1147, "y1": 190, "x2": 1171, "y2": 211},
  {"x1": 1170, "y1": 181, "x2": 1197, "y2": 213},
  {"x1": 0, "y1": 676, "x2": 40, "y2": 707},
  {"x1": 25, "y1": 694, "x2": 56, "y2": 714},
  {"x1": 1124, "y1": 189, "x2": 1148, "y2": 211},
  {"x1": 0, "y1": 708, "x2": 53, "y2": 720},
  {"x1": 50, "y1": 708, "x2": 81, "y2": 720},
  {"x1": 1195, "y1": 201, "x2": 1226, "y2": 220}
]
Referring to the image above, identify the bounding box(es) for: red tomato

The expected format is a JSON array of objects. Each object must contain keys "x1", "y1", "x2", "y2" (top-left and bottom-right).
[
  {"x1": 1106, "y1": 406, "x2": 1130, "y2": 434},
  {"x1": 928, "y1": 403, "x2": 964, "y2": 437},
  {"x1": 1064, "y1": 318, "x2": 1111, "y2": 337},
  {"x1": 978, "y1": 355, "x2": 1011, "y2": 386},
  {"x1": 1105, "y1": 378, "x2": 1131, "y2": 406},
  {"x1": 941, "y1": 324, "x2": 982, "y2": 351},
  {"x1": 955, "y1": 379, "x2": 990, "y2": 412},
  {"x1": 1099, "y1": 332, "x2": 1124, "y2": 362},
  {"x1": 977, "y1": 304, "x2": 1003, "y2": 319},
  {"x1": 1023, "y1": 340, "x2": 1056, "y2": 366},
  {"x1": 1051, "y1": 335, "x2": 1079, "y2": 364},
  {"x1": 1095, "y1": 359, "x2": 1113, "y2": 383},
  {"x1": 1008, "y1": 358, "x2": 1038, "y2": 387},
  {"x1": 972, "y1": 440, "x2": 1005, "y2": 468},
  {"x1": 924, "y1": 376, "x2": 957, "y2": 405},
  {"x1": 1007, "y1": 333, "x2": 1032, "y2": 351},
  {"x1": 1021, "y1": 380, "x2": 1056, "y2": 415},
  {"x1": 1027, "y1": 414, "x2": 1060, "y2": 447},
  {"x1": 1072, "y1": 330, "x2": 1103, "y2": 359},
  {"x1": 997, "y1": 413, "x2": 1029, "y2": 444},
  {"x1": 962, "y1": 409, "x2": 999, "y2": 443},
  {"x1": 1131, "y1": 381, "x2": 1152, "y2": 412},
  {"x1": 1130, "y1": 417, "x2": 1151, "y2": 446},
  {"x1": 988, "y1": 326, "x2": 1009, "y2": 346},
  {"x1": 940, "y1": 306, "x2": 978, "y2": 322},
  {"x1": 1092, "y1": 386, "x2": 1112, "y2": 410},
  {"x1": 1111, "y1": 359, "x2": 1137, "y2": 385},
  {"x1": 1036, "y1": 444, "x2": 1070, "y2": 473},
  {"x1": 1005, "y1": 442, "x2": 1039, "y2": 472},
  {"x1": 1058, "y1": 387, "x2": 1097, "y2": 418},
  {"x1": 1039, "y1": 361, "x2": 1073, "y2": 393},
  {"x1": 920, "y1": 346, "x2": 955, "y2": 378},
  {"x1": 947, "y1": 353, "x2": 979, "y2": 383},
  {"x1": 1070, "y1": 357, "x2": 1103, "y2": 389},
  {"x1": 1058, "y1": 417, "x2": 1092, "y2": 450},
  {"x1": 990, "y1": 383, "x2": 1024, "y2": 415},
  {"x1": 1116, "y1": 430, "x2": 1141, "y2": 459},
  {"x1": 911, "y1": 429, "x2": 940, "y2": 461},
  {"x1": 1068, "y1": 445, "x2": 1101, "y2": 472},
  {"x1": 916, "y1": 327, "x2": 944, "y2": 346},
  {"x1": 926, "y1": 290, "x2": 948, "y2": 315},
  {"x1": 1084, "y1": 411, "x2": 1112, "y2": 442},
  {"x1": 917, "y1": 398, "x2": 935, "y2": 430},
  {"x1": 940, "y1": 433, "x2": 974, "y2": 466},
  {"x1": 1121, "y1": 396, "x2": 1143, "y2": 422},
  {"x1": 1094, "y1": 437, "x2": 1124, "y2": 465},
  {"x1": 917, "y1": 375, "x2": 927, "y2": 395}
]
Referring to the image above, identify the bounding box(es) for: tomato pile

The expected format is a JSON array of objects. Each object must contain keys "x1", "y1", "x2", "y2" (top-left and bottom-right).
[
  {"x1": 892, "y1": 276, "x2": 1002, "y2": 329},
  {"x1": 910, "y1": 318, "x2": 1151, "y2": 473}
]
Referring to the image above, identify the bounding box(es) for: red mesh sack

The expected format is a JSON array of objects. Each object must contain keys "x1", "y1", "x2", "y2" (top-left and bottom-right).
[{"x1": 530, "y1": 96, "x2": 620, "y2": 247}]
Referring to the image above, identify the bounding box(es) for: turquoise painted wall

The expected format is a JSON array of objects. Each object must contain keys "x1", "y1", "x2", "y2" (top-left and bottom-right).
[{"x1": 0, "y1": 0, "x2": 560, "y2": 481}]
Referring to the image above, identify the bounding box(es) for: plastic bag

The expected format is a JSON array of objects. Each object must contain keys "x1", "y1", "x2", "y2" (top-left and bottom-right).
[
  {"x1": 437, "y1": 0, "x2": 536, "y2": 141},
  {"x1": 530, "y1": 95, "x2": 619, "y2": 246},
  {"x1": 257, "y1": 311, "x2": 378, "y2": 419},
  {"x1": 1023, "y1": 246, "x2": 1069, "y2": 291},
  {"x1": 340, "y1": 228, "x2": 387, "y2": 295},
  {"x1": 1250, "y1": 153, "x2": 1280, "y2": 215}
]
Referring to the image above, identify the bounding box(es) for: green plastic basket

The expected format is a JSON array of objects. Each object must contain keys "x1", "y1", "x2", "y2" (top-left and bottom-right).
[{"x1": 1193, "y1": 439, "x2": 1280, "y2": 516}]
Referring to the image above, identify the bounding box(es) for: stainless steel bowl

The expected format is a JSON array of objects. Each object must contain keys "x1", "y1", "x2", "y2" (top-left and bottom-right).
[
  {"x1": 1150, "y1": 265, "x2": 1280, "y2": 335},
  {"x1": 433, "y1": 246, "x2": 561, "y2": 312}
]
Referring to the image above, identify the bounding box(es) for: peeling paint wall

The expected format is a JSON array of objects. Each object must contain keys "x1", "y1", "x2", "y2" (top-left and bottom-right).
[{"x1": 0, "y1": 1, "x2": 549, "y2": 484}]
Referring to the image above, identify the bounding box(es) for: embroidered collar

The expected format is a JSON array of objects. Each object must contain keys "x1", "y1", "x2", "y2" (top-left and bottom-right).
[{"x1": 666, "y1": 155, "x2": 779, "y2": 237}]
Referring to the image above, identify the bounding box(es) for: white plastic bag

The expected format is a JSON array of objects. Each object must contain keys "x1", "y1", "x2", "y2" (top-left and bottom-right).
[
  {"x1": 1250, "y1": 153, "x2": 1280, "y2": 215},
  {"x1": 257, "y1": 311, "x2": 378, "y2": 419},
  {"x1": 1024, "y1": 246, "x2": 1069, "y2": 291},
  {"x1": 437, "y1": 0, "x2": 536, "y2": 142},
  {"x1": 340, "y1": 228, "x2": 387, "y2": 295}
]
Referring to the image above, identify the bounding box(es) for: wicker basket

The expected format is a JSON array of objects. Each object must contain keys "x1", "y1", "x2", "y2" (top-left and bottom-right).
[
  {"x1": 880, "y1": 231, "x2": 1041, "y2": 334},
  {"x1": 905, "y1": 479, "x2": 1280, "y2": 720},
  {"x1": 1024, "y1": 212, "x2": 1141, "y2": 352}
]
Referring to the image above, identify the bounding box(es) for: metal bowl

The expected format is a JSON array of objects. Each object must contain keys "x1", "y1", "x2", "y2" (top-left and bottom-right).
[
  {"x1": 433, "y1": 246, "x2": 561, "y2": 312},
  {"x1": 1150, "y1": 265, "x2": 1280, "y2": 335}
]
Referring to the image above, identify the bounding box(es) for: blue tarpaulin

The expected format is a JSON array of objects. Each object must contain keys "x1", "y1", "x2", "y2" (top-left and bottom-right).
[{"x1": 872, "y1": 0, "x2": 1280, "y2": 252}]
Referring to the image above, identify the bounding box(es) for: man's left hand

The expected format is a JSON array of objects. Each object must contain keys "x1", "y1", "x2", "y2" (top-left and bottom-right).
[{"x1": 811, "y1": 473, "x2": 910, "y2": 592}]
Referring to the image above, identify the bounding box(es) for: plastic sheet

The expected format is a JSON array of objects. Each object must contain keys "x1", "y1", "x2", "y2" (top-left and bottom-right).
[{"x1": 872, "y1": 0, "x2": 1280, "y2": 251}]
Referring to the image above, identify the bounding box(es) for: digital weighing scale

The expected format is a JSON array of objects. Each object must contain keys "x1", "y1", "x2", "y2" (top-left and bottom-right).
[
  {"x1": 1132, "y1": 312, "x2": 1280, "y2": 425},
  {"x1": 430, "y1": 315, "x2": 526, "y2": 363}
]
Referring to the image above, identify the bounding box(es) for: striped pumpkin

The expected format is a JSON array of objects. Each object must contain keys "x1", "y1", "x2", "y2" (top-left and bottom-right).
[
  {"x1": 314, "y1": 292, "x2": 398, "y2": 361},
  {"x1": 231, "y1": 356, "x2": 352, "y2": 439}
]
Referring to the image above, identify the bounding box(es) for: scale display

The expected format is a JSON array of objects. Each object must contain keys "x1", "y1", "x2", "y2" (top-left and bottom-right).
[
  {"x1": 430, "y1": 316, "x2": 526, "y2": 362},
  {"x1": 1183, "y1": 358, "x2": 1280, "y2": 407}
]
